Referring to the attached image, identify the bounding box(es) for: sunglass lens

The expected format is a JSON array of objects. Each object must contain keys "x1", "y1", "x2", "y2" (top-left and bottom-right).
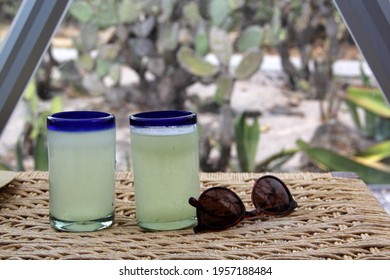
[
  {"x1": 252, "y1": 175, "x2": 296, "y2": 214},
  {"x1": 194, "y1": 187, "x2": 246, "y2": 231}
]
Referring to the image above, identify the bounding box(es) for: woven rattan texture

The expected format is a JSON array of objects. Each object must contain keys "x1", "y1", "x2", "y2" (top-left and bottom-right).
[{"x1": 1, "y1": 171, "x2": 390, "y2": 260}]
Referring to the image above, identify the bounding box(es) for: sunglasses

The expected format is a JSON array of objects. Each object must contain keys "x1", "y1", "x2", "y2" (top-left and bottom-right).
[{"x1": 188, "y1": 175, "x2": 298, "y2": 233}]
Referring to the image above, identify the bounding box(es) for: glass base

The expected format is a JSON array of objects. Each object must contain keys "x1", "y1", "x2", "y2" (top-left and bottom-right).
[
  {"x1": 138, "y1": 218, "x2": 196, "y2": 231},
  {"x1": 50, "y1": 213, "x2": 114, "y2": 232}
]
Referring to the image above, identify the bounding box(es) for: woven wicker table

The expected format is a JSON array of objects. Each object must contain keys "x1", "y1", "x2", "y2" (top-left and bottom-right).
[{"x1": 1, "y1": 171, "x2": 390, "y2": 260}]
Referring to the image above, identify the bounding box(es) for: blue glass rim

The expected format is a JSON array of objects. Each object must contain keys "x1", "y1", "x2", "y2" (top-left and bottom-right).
[
  {"x1": 129, "y1": 110, "x2": 197, "y2": 127},
  {"x1": 47, "y1": 111, "x2": 115, "y2": 132}
]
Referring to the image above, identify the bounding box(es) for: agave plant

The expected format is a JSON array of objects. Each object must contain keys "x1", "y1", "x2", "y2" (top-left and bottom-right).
[
  {"x1": 345, "y1": 85, "x2": 390, "y2": 141},
  {"x1": 297, "y1": 139, "x2": 390, "y2": 184},
  {"x1": 234, "y1": 112, "x2": 260, "y2": 172}
]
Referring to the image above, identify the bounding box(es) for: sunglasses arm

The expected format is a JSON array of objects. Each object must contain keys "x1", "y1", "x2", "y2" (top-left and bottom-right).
[{"x1": 188, "y1": 197, "x2": 199, "y2": 208}]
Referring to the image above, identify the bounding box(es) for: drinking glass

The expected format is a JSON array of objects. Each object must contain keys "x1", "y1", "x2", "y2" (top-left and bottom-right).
[
  {"x1": 129, "y1": 110, "x2": 200, "y2": 231},
  {"x1": 47, "y1": 111, "x2": 116, "y2": 232}
]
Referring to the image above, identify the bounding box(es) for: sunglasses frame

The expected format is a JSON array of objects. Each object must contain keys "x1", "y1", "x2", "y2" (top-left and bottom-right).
[
  {"x1": 251, "y1": 175, "x2": 298, "y2": 216},
  {"x1": 189, "y1": 175, "x2": 298, "y2": 233},
  {"x1": 189, "y1": 186, "x2": 247, "y2": 233}
]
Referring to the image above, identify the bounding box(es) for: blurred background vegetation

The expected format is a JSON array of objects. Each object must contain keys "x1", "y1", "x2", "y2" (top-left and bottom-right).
[{"x1": 1, "y1": 0, "x2": 390, "y2": 184}]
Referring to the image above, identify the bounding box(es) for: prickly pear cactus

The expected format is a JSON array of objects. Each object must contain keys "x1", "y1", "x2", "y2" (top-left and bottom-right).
[
  {"x1": 66, "y1": 0, "x2": 268, "y2": 171},
  {"x1": 177, "y1": 47, "x2": 219, "y2": 78},
  {"x1": 234, "y1": 48, "x2": 264, "y2": 79}
]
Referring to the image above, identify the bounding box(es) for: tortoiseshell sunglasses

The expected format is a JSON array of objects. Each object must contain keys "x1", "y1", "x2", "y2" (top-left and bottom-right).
[{"x1": 189, "y1": 175, "x2": 298, "y2": 233}]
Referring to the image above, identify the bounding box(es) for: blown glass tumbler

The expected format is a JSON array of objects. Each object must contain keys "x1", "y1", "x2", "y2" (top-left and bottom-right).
[
  {"x1": 47, "y1": 111, "x2": 116, "y2": 232},
  {"x1": 130, "y1": 110, "x2": 200, "y2": 231}
]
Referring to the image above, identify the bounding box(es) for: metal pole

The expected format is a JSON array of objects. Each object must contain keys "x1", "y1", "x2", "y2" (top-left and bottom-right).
[
  {"x1": 333, "y1": 0, "x2": 390, "y2": 103},
  {"x1": 0, "y1": 0, "x2": 73, "y2": 135}
]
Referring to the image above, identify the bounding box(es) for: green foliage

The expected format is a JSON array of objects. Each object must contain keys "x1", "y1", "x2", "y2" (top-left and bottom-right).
[
  {"x1": 234, "y1": 48, "x2": 263, "y2": 79},
  {"x1": 345, "y1": 86, "x2": 390, "y2": 141},
  {"x1": 255, "y1": 148, "x2": 299, "y2": 172},
  {"x1": 236, "y1": 25, "x2": 264, "y2": 52},
  {"x1": 16, "y1": 79, "x2": 63, "y2": 171},
  {"x1": 297, "y1": 140, "x2": 390, "y2": 184},
  {"x1": 356, "y1": 141, "x2": 390, "y2": 163},
  {"x1": 64, "y1": 0, "x2": 268, "y2": 171},
  {"x1": 209, "y1": 26, "x2": 232, "y2": 66},
  {"x1": 215, "y1": 75, "x2": 233, "y2": 105},
  {"x1": 69, "y1": 1, "x2": 93, "y2": 22},
  {"x1": 58, "y1": 0, "x2": 350, "y2": 173},
  {"x1": 195, "y1": 30, "x2": 209, "y2": 56},
  {"x1": 70, "y1": 0, "x2": 118, "y2": 27},
  {"x1": 4, "y1": 0, "x2": 354, "y2": 173},
  {"x1": 34, "y1": 131, "x2": 48, "y2": 171},
  {"x1": 96, "y1": 0, "x2": 118, "y2": 28},
  {"x1": 183, "y1": 1, "x2": 201, "y2": 28},
  {"x1": 0, "y1": 0, "x2": 23, "y2": 22},
  {"x1": 79, "y1": 23, "x2": 98, "y2": 52},
  {"x1": 210, "y1": 0, "x2": 231, "y2": 27},
  {"x1": 272, "y1": 0, "x2": 346, "y2": 99},
  {"x1": 15, "y1": 138, "x2": 24, "y2": 171},
  {"x1": 177, "y1": 47, "x2": 219, "y2": 78},
  {"x1": 67, "y1": 0, "x2": 266, "y2": 105},
  {"x1": 119, "y1": 0, "x2": 144, "y2": 24},
  {"x1": 359, "y1": 62, "x2": 371, "y2": 87},
  {"x1": 157, "y1": 22, "x2": 179, "y2": 52},
  {"x1": 234, "y1": 112, "x2": 260, "y2": 172}
]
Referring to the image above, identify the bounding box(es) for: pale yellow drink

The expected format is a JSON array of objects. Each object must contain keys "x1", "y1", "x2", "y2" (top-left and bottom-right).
[
  {"x1": 130, "y1": 125, "x2": 199, "y2": 230},
  {"x1": 48, "y1": 128, "x2": 115, "y2": 232}
]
